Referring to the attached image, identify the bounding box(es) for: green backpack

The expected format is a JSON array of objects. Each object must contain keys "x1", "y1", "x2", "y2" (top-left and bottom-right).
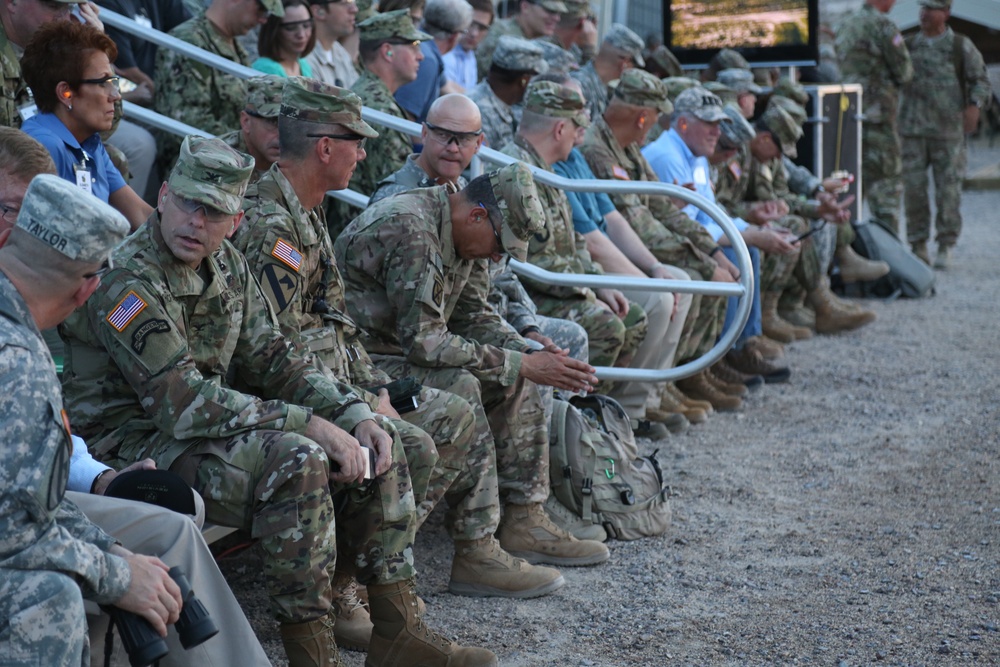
[{"x1": 548, "y1": 395, "x2": 672, "y2": 541}]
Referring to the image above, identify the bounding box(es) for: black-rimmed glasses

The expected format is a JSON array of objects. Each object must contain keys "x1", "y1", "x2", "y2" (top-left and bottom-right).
[
  {"x1": 0, "y1": 201, "x2": 19, "y2": 224},
  {"x1": 478, "y1": 201, "x2": 503, "y2": 251},
  {"x1": 83, "y1": 258, "x2": 113, "y2": 281}
]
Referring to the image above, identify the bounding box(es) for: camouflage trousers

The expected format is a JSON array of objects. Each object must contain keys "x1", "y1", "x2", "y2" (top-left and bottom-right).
[
  {"x1": 862, "y1": 121, "x2": 904, "y2": 234},
  {"x1": 901, "y1": 135, "x2": 966, "y2": 247},
  {"x1": 107, "y1": 426, "x2": 416, "y2": 624},
  {"x1": 525, "y1": 315, "x2": 591, "y2": 424},
  {"x1": 760, "y1": 216, "x2": 821, "y2": 295},
  {"x1": 371, "y1": 355, "x2": 550, "y2": 507},
  {"x1": 532, "y1": 295, "x2": 647, "y2": 371},
  {"x1": 674, "y1": 267, "x2": 727, "y2": 365},
  {"x1": 0, "y1": 568, "x2": 89, "y2": 666}
]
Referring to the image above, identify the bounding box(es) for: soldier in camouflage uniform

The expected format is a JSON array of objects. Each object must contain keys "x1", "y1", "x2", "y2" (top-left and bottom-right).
[
  {"x1": 474, "y1": 0, "x2": 566, "y2": 81},
  {"x1": 0, "y1": 174, "x2": 184, "y2": 667},
  {"x1": 538, "y1": 0, "x2": 592, "y2": 68},
  {"x1": 335, "y1": 163, "x2": 611, "y2": 570},
  {"x1": 60, "y1": 136, "x2": 494, "y2": 667},
  {"x1": 571, "y1": 23, "x2": 644, "y2": 121},
  {"x1": 220, "y1": 74, "x2": 283, "y2": 184},
  {"x1": 899, "y1": 0, "x2": 991, "y2": 269},
  {"x1": 237, "y1": 80, "x2": 564, "y2": 618},
  {"x1": 468, "y1": 35, "x2": 546, "y2": 149},
  {"x1": 154, "y1": 0, "x2": 283, "y2": 170},
  {"x1": 835, "y1": 0, "x2": 913, "y2": 235}
]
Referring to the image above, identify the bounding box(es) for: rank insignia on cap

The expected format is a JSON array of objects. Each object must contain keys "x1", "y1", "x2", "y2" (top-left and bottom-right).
[
  {"x1": 271, "y1": 238, "x2": 303, "y2": 271},
  {"x1": 612, "y1": 165, "x2": 630, "y2": 180},
  {"x1": 106, "y1": 291, "x2": 148, "y2": 332}
]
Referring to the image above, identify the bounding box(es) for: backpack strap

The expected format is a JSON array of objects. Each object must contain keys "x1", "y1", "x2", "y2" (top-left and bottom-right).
[{"x1": 951, "y1": 33, "x2": 968, "y2": 107}]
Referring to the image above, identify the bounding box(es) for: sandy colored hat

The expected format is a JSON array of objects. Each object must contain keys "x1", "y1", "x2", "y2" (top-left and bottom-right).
[
  {"x1": 532, "y1": 0, "x2": 569, "y2": 13},
  {"x1": 918, "y1": 0, "x2": 951, "y2": 9},
  {"x1": 167, "y1": 136, "x2": 255, "y2": 216},
  {"x1": 771, "y1": 77, "x2": 810, "y2": 106},
  {"x1": 523, "y1": 80, "x2": 590, "y2": 127},
  {"x1": 710, "y1": 48, "x2": 749, "y2": 71},
  {"x1": 245, "y1": 75, "x2": 285, "y2": 118},
  {"x1": 492, "y1": 36, "x2": 548, "y2": 73},
  {"x1": 674, "y1": 86, "x2": 728, "y2": 122},
  {"x1": 16, "y1": 174, "x2": 128, "y2": 264},
  {"x1": 661, "y1": 76, "x2": 699, "y2": 102},
  {"x1": 559, "y1": 0, "x2": 590, "y2": 19},
  {"x1": 612, "y1": 68, "x2": 672, "y2": 114},
  {"x1": 260, "y1": 0, "x2": 285, "y2": 16},
  {"x1": 533, "y1": 39, "x2": 578, "y2": 74},
  {"x1": 767, "y1": 94, "x2": 807, "y2": 127},
  {"x1": 758, "y1": 104, "x2": 803, "y2": 158},
  {"x1": 647, "y1": 45, "x2": 683, "y2": 77},
  {"x1": 703, "y1": 81, "x2": 737, "y2": 106},
  {"x1": 604, "y1": 23, "x2": 645, "y2": 67},
  {"x1": 486, "y1": 163, "x2": 545, "y2": 262},
  {"x1": 717, "y1": 68, "x2": 762, "y2": 95},
  {"x1": 720, "y1": 103, "x2": 755, "y2": 147},
  {"x1": 281, "y1": 77, "x2": 379, "y2": 138},
  {"x1": 358, "y1": 9, "x2": 431, "y2": 43}
]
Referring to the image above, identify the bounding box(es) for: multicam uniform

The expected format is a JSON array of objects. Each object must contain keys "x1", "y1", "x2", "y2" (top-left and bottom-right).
[
  {"x1": 60, "y1": 216, "x2": 417, "y2": 623},
  {"x1": 835, "y1": 3, "x2": 913, "y2": 234},
  {"x1": 236, "y1": 164, "x2": 499, "y2": 540},
  {"x1": 334, "y1": 186, "x2": 551, "y2": 506},
  {"x1": 0, "y1": 21, "x2": 30, "y2": 129},
  {"x1": 219, "y1": 129, "x2": 268, "y2": 184}
]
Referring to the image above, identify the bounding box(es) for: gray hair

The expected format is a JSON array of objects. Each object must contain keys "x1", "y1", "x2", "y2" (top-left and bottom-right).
[{"x1": 422, "y1": 0, "x2": 473, "y2": 38}]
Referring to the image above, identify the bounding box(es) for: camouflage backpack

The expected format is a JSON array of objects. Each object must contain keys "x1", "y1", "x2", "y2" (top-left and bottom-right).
[{"x1": 548, "y1": 394, "x2": 671, "y2": 541}]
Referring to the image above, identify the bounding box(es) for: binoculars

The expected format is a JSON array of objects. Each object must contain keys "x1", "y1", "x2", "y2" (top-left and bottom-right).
[{"x1": 104, "y1": 566, "x2": 218, "y2": 667}]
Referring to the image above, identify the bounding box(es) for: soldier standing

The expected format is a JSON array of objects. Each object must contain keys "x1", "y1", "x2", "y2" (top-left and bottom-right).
[
  {"x1": 835, "y1": 0, "x2": 913, "y2": 235},
  {"x1": 899, "y1": 0, "x2": 991, "y2": 269}
]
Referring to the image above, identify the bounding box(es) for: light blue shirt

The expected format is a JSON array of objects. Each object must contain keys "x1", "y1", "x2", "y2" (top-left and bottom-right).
[
  {"x1": 69, "y1": 435, "x2": 111, "y2": 493},
  {"x1": 442, "y1": 44, "x2": 477, "y2": 91},
  {"x1": 641, "y1": 127, "x2": 748, "y2": 242},
  {"x1": 394, "y1": 40, "x2": 445, "y2": 123},
  {"x1": 553, "y1": 148, "x2": 615, "y2": 235}
]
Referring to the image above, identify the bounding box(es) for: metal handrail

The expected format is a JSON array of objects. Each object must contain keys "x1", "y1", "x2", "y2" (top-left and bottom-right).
[{"x1": 103, "y1": 9, "x2": 753, "y2": 381}]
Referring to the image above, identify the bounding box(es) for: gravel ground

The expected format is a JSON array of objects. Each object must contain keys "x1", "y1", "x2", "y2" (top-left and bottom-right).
[{"x1": 221, "y1": 139, "x2": 1000, "y2": 667}]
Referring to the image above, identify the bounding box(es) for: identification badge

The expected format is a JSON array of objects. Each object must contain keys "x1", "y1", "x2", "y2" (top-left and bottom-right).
[
  {"x1": 18, "y1": 102, "x2": 38, "y2": 122},
  {"x1": 135, "y1": 13, "x2": 152, "y2": 29},
  {"x1": 74, "y1": 165, "x2": 93, "y2": 194}
]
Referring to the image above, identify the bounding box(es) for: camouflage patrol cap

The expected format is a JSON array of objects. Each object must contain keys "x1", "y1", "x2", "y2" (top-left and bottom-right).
[
  {"x1": 15, "y1": 174, "x2": 128, "y2": 263},
  {"x1": 533, "y1": 39, "x2": 578, "y2": 74},
  {"x1": 558, "y1": 0, "x2": 589, "y2": 19},
  {"x1": 709, "y1": 48, "x2": 749, "y2": 72},
  {"x1": 647, "y1": 45, "x2": 683, "y2": 77},
  {"x1": 661, "y1": 76, "x2": 699, "y2": 102},
  {"x1": 719, "y1": 103, "x2": 755, "y2": 148},
  {"x1": 260, "y1": 0, "x2": 285, "y2": 17},
  {"x1": 717, "y1": 67, "x2": 762, "y2": 95},
  {"x1": 531, "y1": 0, "x2": 569, "y2": 14},
  {"x1": 486, "y1": 162, "x2": 545, "y2": 262},
  {"x1": 358, "y1": 9, "x2": 431, "y2": 43},
  {"x1": 245, "y1": 75, "x2": 284, "y2": 118},
  {"x1": 167, "y1": 136, "x2": 255, "y2": 216},
  {"x1": 674, "y1": 86, "x2": 728, "y2": 122},
  {"x1": 603, "y1": 23, "x2": 645, "y2": 67},
  {"x1": 767, "y1": 94, "x2": 807, "y2": 127},
  {"x1": 493, "y1": 36, "x2": 548, "y2": 73},
  {"x1": 918, "y1": 0, "x2": 951, "y2": 9},
  {"x1": 771, "y1": 77, "x2": 810, "y2": 106},
  {"x1": 758, "y1": 104, "x2": 803, "y2": 158},
  {"x1": 611, "y1": 68, "x2": 672, "y2": 114},
  {"x1": 355, "y1": 0, "x2": 375, "y2": 22},
  {"x1": 281, "y1": 77, "x2": 379, "y2": 138},
  {"x1": 703, "y1": 80, "x2": 737, "y2": 106},
  {"x1": 523, "y1": 80, "x2": 590, "y2": 127}
]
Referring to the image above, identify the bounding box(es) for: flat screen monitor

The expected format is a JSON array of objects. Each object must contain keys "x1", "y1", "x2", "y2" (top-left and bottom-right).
[{"x1": 664, "y1": 0, "x2": 819, "y2": 68}]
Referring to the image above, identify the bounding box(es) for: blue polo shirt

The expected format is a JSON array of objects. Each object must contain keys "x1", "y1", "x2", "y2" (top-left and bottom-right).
[
  {"x1": 21, "y1": 112, "x2": 127, "y2": 204},
  {"x1": 553, "y1": 148, "x2": 616, "y2": 235}
]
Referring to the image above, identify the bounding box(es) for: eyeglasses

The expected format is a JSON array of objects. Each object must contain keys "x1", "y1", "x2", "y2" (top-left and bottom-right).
[
  {"x1": 425, "y1": 122, "x2": 482, "y2": 148},
  {"x1": 478, "y1": 201, "x2": 503, "y2": 251},
  {"x1": 306, "y1": 132, "x2": 367, "y2": 150},
  {"x1": 83, "y1": 258, "x2": 114, "y2": 281},
  {"x1": 0, "y1": 201, "x2": 19, "y2": 224},
  {"x1": 468, "y1": 20, "x2": 491, "y2": 33},
  {"x1": 78, "y1": 75, "x2": 121, "y2": 94},
  {"x1": 171, "y1": 193, "x2": 232, "y2": 223},
  {"x1": 280, "y1": 18, "x2": 313, "y2": 32}
]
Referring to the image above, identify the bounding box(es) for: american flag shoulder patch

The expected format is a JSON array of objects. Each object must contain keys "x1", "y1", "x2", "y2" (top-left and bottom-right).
[
  {"x1": 106, "y1": 291, "x2": 148, "y2": 332},
  {"x1": 271, "y1": 238, "x2": 303, "y2": 271},
  {"x1": 612, "y1": 165, "x2": 630, "y2": 180}
]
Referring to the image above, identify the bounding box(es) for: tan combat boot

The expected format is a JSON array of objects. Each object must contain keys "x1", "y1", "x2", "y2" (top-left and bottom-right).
[
  {"x1": 837, "y1": 245, "x2": 890, "y2": 283},
  {"x1": 675, "y1": 371, "x2": 742, "y2": 412},
  {"x1": 643, "y1": 404, "x2": 690, "y2": 433},
  {"x1": 497, "y1": 502, "x2": 610, "y2": 566},
  {"x1": 659, "y1": 384, "x2": 707, "y2": 424},
  {"x1": 807, "y1": 281, "x2": 876, "y2": 334},
  {"x1": 934, "y1": 244, "x2": 952, "y2": 270},
  {"x1": 726, "y1": 343, "x2": 791, "y2": 384},
  {"x1": 711, "y1": 358, "x2": 763, "y2": 391},
  {"x1": 745, "y1": 335, "x2": 784, "y2": 360},
  {"x1": 761, "y1": 292, "x2": 811, "y2": 342},
  {"x1": 331, "y1": 572, "x2": 373, "y2": 651},
  {"x1": 665, "y1": 382, "x2": 713, "y2": 416},
  {"x1": 280, "y1": 614, "x2": 345, "y2": 667},
  {"x1": 449, "y1": 535, "x2": 566, "y2": 598},
  {"x1": 911, "y1": 240, "x2": 931, "y2": 265},
  {"x1": 543, "y1": 495, "x2": 609, "y2": 541},
  {"x1": 365, "y1": 580, "x2": 497, "y2": 667}
]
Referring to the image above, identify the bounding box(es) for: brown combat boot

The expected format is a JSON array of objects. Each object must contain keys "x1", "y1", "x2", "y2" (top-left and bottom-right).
[
  {"x1": 643, "y1": 404, "x2": 690, "y2": 433},
  {"x1": 711, "y1": 358, "x2": 764, "y2": 391},
  {"x1": 675, "y1": 371, "x2": 742, "y2": 411},
  {"x1": 366, "y1": 580, "x2": 497, "y2": 667},
  {"x1": 665, "y1": 382, "x2": 713, "y2": 416},
  {"x1": 331, "y1": 572, "x2": 373, "y2": 651},
  {"x1": 807, "y1": 281, "x2": 876, "y2": 334},
  {"x1": 497, "y1": 502, "x2": 610, "y2": 566},
  {"x1": 726, "y1": 345, "x2": 791, "y2": 384},
  {"x1": 659, "y1": 386, "x2": 707, "y2": 424},
  {"x1": 837, "y1": 245, "x2": 890, "y2": 283},
  {"x1": 704, "y1": 365, "x2": 748, "y2": 397},
  {"x1": 280, "y1": 614, "x2": 345, "y2": 667},
  {"x1": 761, "y1": 292, "x2": 811, "y2": 342},
  {"x1": 745, "y1": 335, "x2": 785, "y2": 360},
  {"x1": 450, "y1": 535, "x2": 566, "y2": 598}
]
